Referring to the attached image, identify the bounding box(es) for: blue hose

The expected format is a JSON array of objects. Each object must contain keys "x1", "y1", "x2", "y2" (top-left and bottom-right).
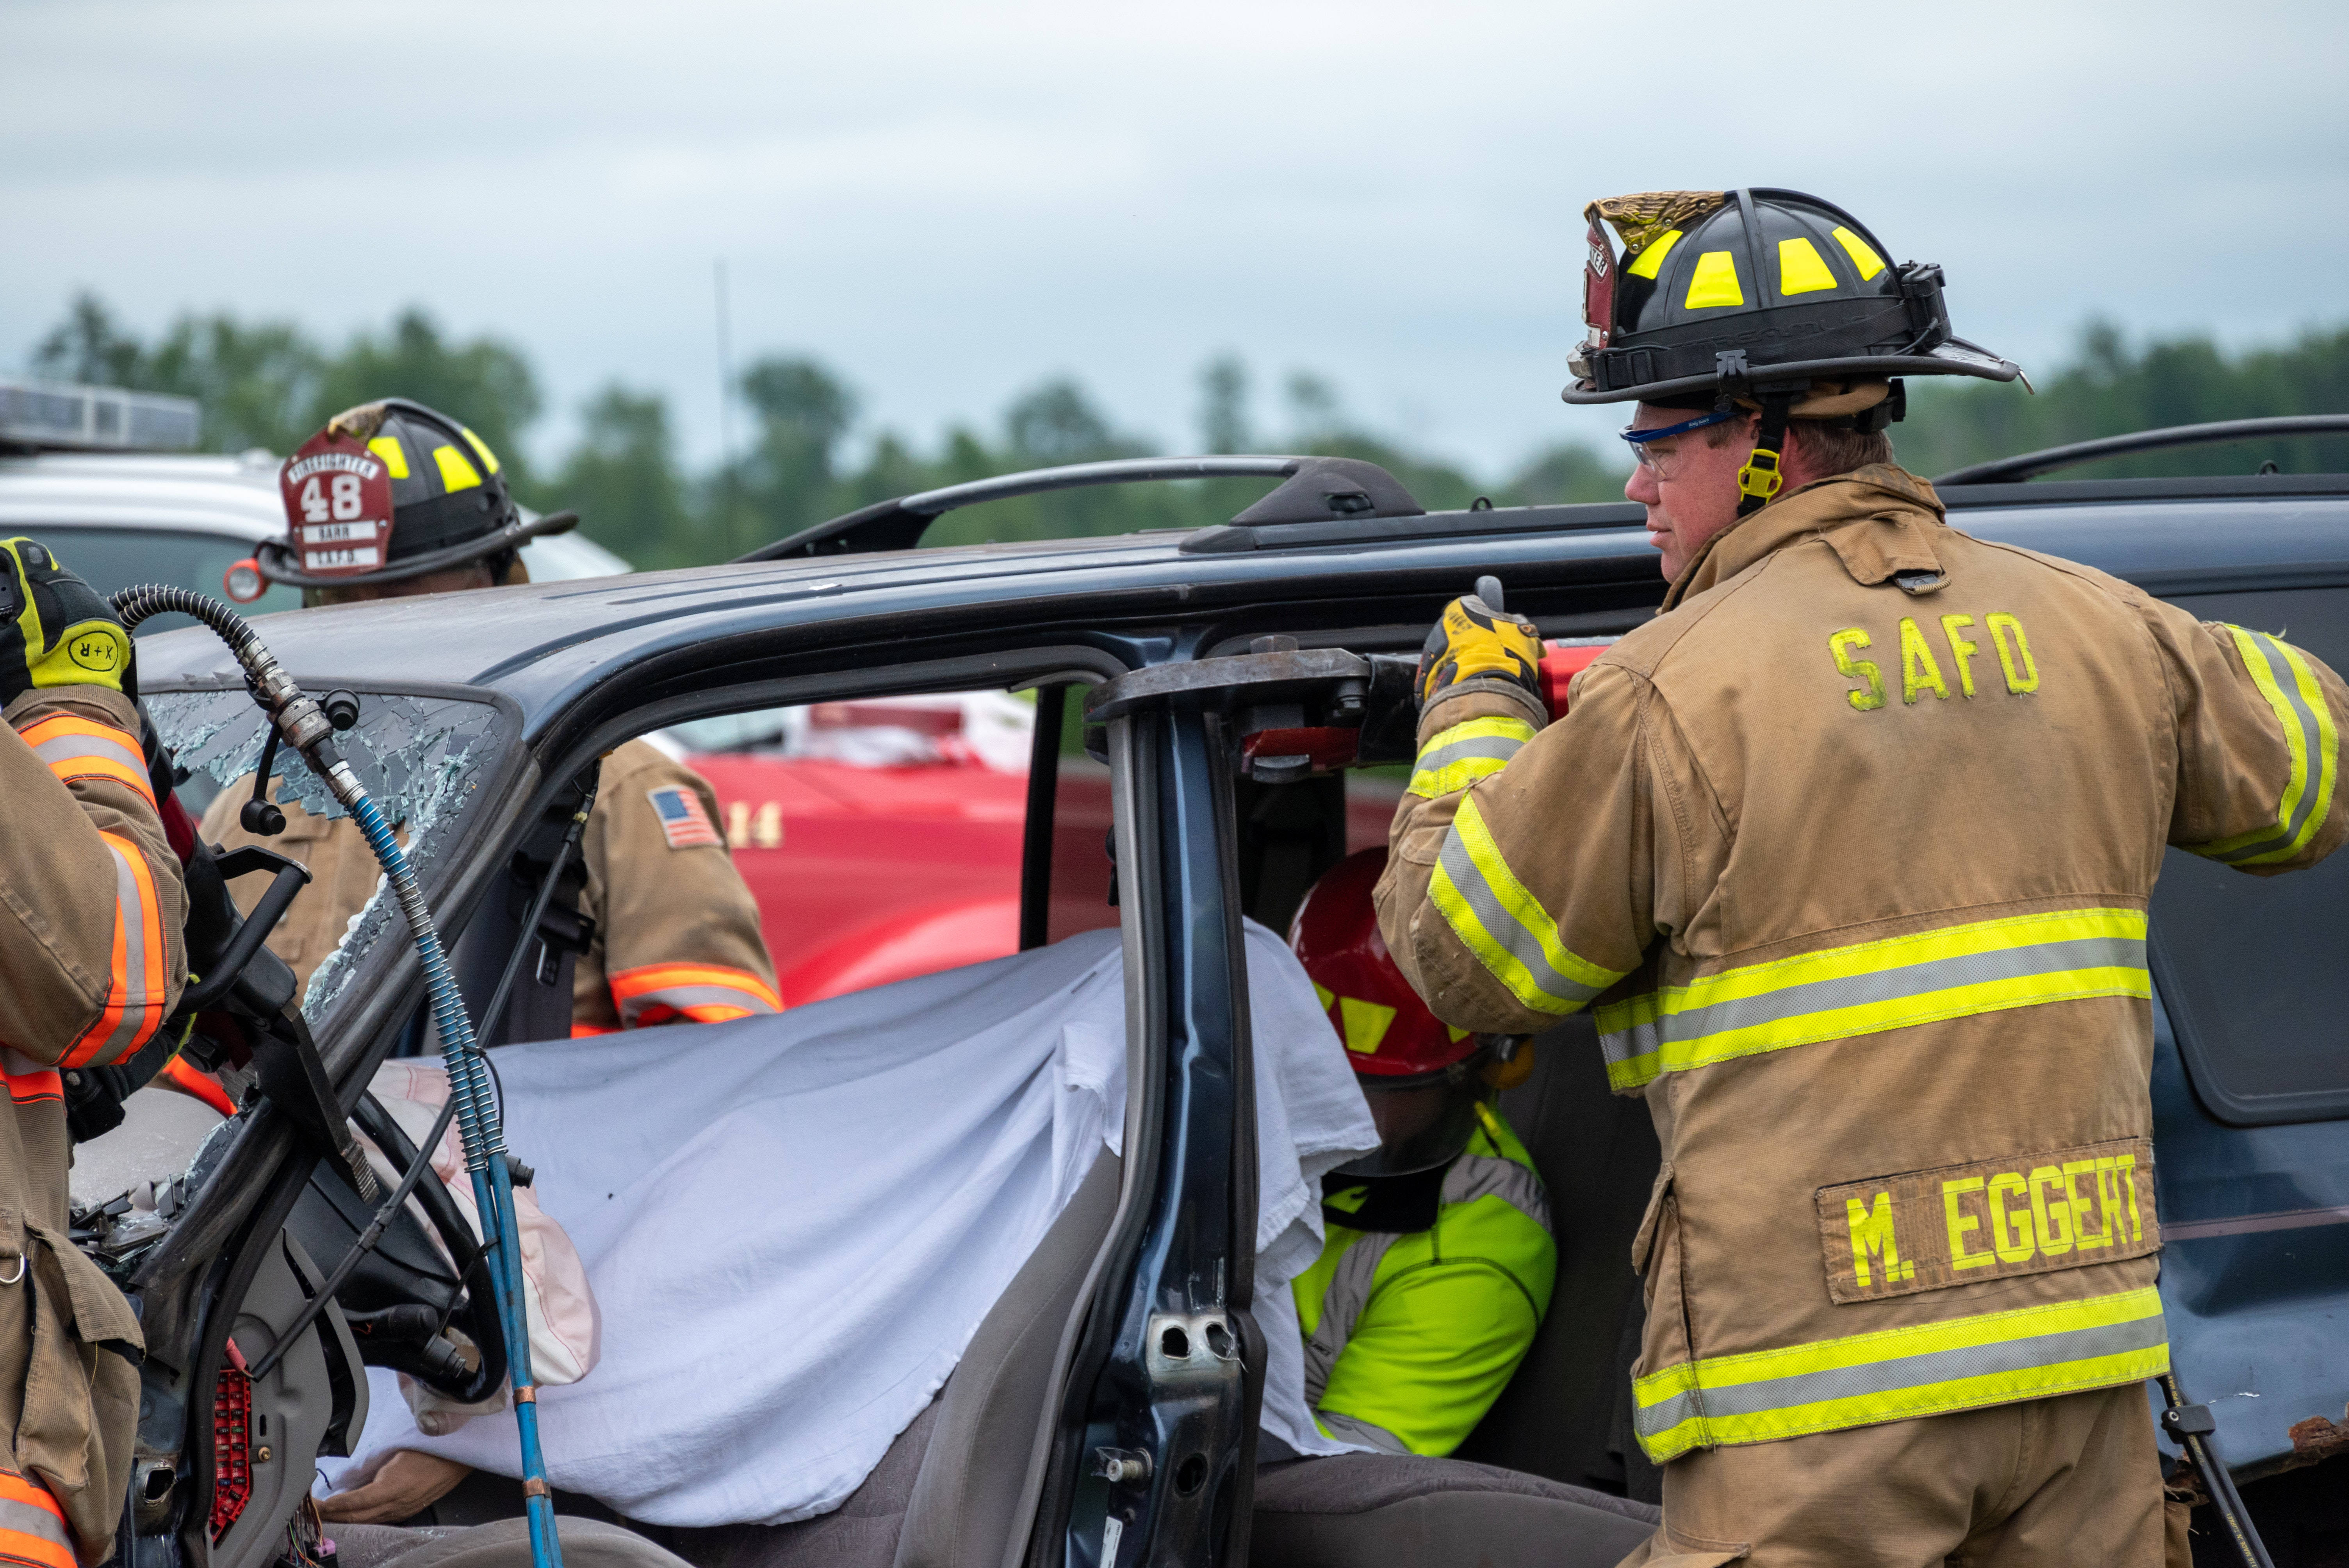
[
  {"x1": 107, "y1": 583, "x2": 565, "y2": 1568},
  {"x1": 342, "y1": 791, "x2": 563, "y2": 1568}
]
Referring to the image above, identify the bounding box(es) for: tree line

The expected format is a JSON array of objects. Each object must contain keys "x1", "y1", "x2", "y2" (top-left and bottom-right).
[{"x1": 29, "y1": 294, "x2": 2349, "y2": 570}]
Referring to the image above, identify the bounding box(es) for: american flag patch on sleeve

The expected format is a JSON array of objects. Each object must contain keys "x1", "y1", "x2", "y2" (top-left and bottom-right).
[{"x1": 647, "y1": 786, "x2": 722, "y2": 850}]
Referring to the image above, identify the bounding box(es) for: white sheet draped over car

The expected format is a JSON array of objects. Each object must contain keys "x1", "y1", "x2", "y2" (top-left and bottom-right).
[{"x1": 319, "y1": 919, "x2": 1378, "y2": 1526}]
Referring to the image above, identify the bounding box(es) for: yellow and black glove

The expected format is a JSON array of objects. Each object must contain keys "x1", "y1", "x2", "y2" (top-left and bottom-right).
[
  {"x1": 0, "y1": 536, "x2": 132, "y2": 709},
  {"x1": 1416, "y1": 588, "x2": 1545, "y2": 722}
]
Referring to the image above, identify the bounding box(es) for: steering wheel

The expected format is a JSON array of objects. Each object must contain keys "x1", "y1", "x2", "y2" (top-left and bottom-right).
[{"x1": 350, "y1": 1092, "x2": 510, "y2": 1404}]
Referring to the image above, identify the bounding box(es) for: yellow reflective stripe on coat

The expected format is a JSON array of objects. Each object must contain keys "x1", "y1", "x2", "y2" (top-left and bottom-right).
[
  {"x1": 1633, "y1": 1286, "x2": 2167, "y2": 1461},
  {"x1": 2188, "y1": 627, "x2": 2338, "y2": 866},
  {"x1": 1431, "y1": 795, "x2": 1626, "y2": 1015},
  {"x1": 1597, "y1": 908, "x2": 2148, "y2": 1091},
  {"x1": 1408, "y1": 716, "x2": 1536, "y2": 799}
]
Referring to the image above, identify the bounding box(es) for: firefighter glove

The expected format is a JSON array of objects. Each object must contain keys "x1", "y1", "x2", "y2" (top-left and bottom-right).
[
  {"x1": 1416, "y1": 592, "x2": 1546, "y2": 726},
  {"x1": 0, "y1": 537, "x2": 132, "y2": 709}
]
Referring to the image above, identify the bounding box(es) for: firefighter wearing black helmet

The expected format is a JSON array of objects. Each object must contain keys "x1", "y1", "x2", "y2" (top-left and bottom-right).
[
  {"x1": 1377, "y1": 190, "x2": 2349, "y2": 1564},
  {"x1": 207, "y1": 401, "x2": 780, "y2": 1049}
]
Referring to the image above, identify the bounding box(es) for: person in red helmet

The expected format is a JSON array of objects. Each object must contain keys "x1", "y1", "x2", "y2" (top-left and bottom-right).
[{"x1": 1285, "y1": 848, "x2": 1557, "y2": 1457}]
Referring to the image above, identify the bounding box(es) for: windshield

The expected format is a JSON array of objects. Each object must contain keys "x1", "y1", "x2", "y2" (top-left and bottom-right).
[{"x1": 148, "y1": 684, "x2": 515, "y2": 1017}]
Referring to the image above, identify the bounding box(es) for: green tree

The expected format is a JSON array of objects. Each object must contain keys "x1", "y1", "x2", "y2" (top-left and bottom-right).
[
  {"x1": 729, "y1": 355, "x2": 860, "y2": 553},
  {"x1": 143, "y1": 316, "x2": 324, "y2": 454},
  {"x1": 1899, "y1": 321, "x2": 2349, "y2": 479},
  {"x1": 1198, "y1": 355, "x2": 1251, "y2": 454},
  {"x1": 32, "y1": 294, "x2": 148, "y2": 387},
  {"x1": 1499, "y1": 442, "x2": 1630, "y2": 506},
  {"x1": 557, "y1": 386, "x2": 695, "y2": 568},
  {"x1": 32, "y1": 292, "x2": 323, "y2": 453}
]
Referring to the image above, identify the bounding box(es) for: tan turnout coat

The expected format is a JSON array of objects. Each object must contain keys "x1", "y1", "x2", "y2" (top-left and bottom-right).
[
  {"x1": 1, "y1": 688, "x2": 187, "y2": 1563},
  {"x1": 201, "y1": 740, "x2": 778, "y2": 1035},
  {"x1": 1377, "y1": 465, "x2": 2349, "y2": 1461}
]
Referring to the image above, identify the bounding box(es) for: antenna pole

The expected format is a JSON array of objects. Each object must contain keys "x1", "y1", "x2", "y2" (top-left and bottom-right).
[{"x1": 714, "y1": 258, "x2": 738, "y2": 558}]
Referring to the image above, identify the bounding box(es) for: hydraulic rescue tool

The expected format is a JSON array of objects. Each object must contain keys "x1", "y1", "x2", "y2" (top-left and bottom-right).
[{"x1": 109, "y1": 584, "x2": 567, "y2": 1568}]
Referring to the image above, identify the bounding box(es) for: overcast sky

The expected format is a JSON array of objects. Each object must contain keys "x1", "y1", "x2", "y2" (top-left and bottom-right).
[{"x1": 5, "y1": 0, "x2": 2345, "y2": 477}]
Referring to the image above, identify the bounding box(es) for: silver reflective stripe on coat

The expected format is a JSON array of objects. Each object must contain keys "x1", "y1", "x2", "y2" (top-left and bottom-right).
[
  {"x1": 1434, "y1": 823, "x2": 1616, "y2": 1014},
  {"x1": 1632, "y1": 1304, "x2": 2170, "y2": 1449},
  {"x1": 0, "y1": 1472, "x2": 73, "y2": 1560},
  {"x1": 1407, "y1": 720, "x2": 1533, "y2": 798},
  {"x1": 2205, "y1": 629, "x2": 2333, "y2": 864},
  {"x1": 1598, "y1": 932, "x2": 2146, "y2": 1081},
  {"x1": 617, "y1": 984, "x2": 781, "y2": 1026},
  {"x1": 1442, "y1": 1152, "x2": 1552, "y2": 1234},
  {"x1": 29, "y1": 727, "x2": 146, "y2": 781},
  {"x1": 1317, "y1": 1409, "x2": 1413, "y2": 1455},
  {"x1": 91, "y1": 838, "x2": 151, "y2": 1065},
  {"x1": 1301, "y1": 1229, "x2": 1398, "y2": 1406}
]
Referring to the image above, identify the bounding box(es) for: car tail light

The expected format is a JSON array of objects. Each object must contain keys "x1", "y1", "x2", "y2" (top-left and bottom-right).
[
  {"x1": 223, "y1": 559, "x2": 265, "y2": 604},
  {"x1": 209, "y1": 1342, "x2": 253, "y2": 1540}
]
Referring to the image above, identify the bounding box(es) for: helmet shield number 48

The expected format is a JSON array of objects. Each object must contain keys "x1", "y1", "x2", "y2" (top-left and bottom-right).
[{"x1": 280, "y1": 430, "x2": 395, "y2": 577}]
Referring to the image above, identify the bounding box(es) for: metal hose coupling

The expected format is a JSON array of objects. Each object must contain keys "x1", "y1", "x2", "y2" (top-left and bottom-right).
[{"x1": 113, "y1": 584, "x2": 565, "y2": 1568}]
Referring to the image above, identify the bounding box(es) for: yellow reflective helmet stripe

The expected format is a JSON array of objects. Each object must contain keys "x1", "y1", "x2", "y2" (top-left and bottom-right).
[
  {"x1": 432, "y1": 444, "x2": 485, "y2": 492},
  {"x1": 1633, "y1": 1286, "x2": 2167, "y2": 1461},
  {"x1": 1626, "y1": 229, "x2": 1683, "y2": 280},
  {"x1": 459, "y1": 425, "x2": 502, "y2": 475},
  {"x1": 2187, "y1": 627, "x2": 2338, "y2": 866},
  {"x1": 1431, "y1": 795, "x2": 1626, "y2": 1015},
  {"x1": 367, "y1": 436, "x2": 410, "y2": 479},
  {"x1": 1596, "y1": 907, "x2": 2148, "y2": 1090},
  {"x1": 1338, "y1": 995, "x2": 1396, "y2": 1054},
  {"x1": 1408, "y1": 716, "x2": 1536, "y2": 799},
  {"x1": 1831, "y1": 225, "x2": 1887, "y2": 281},
  {"x1": 1777, "y1": 236, "x2": 1839, "y2": 296},
  {"x1": 1683, "y1": 250, "x2": 1745, "y2": 310}
]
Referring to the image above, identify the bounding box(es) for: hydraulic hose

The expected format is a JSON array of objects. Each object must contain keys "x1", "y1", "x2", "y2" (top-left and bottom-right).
[{"x1": 112, "y1": 585, "x2": 565, "y2": 1568}]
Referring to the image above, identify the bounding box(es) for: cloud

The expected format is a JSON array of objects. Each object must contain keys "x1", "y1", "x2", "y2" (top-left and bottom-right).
[{"x1": 5, "y1": 0, "x2": 2345, "y2": 473}]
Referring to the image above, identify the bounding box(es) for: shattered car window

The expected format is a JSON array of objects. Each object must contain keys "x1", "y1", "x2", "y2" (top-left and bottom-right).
[{"x1": 146, "y1": 686, "x2": 511, "y2": 1016}]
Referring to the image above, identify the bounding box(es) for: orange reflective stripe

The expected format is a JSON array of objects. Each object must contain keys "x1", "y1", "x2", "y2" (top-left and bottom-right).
[
  {"x1": 570, "y1": 1022, "x2": 620, "y2": 1039},
  {"x1": 63, "y1": 832, "x2": 170, "y2": 1068},
  {"x1": 157, "y1": 1055, "x2": 235, "y2": 1117},
  {"x1": 0, "y1": 1470, "x2": 76, "y2": 1568},
  {"x1": 608, "y1": 962, "x2": 782, "y2": 1028},
  {"x1": 18, "y1": 714, "x2": 155, "y2": 809},
  {"x1": 2, "y1": 1049, "x2": 61, "y2": 1105}
]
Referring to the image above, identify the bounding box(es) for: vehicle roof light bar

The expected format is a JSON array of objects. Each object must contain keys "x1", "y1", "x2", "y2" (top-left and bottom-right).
[
  {"x1": 1934, "y1": 415, "x2": 2349, "y2": 486},
  {"x1": 737, "y1": 454, "x2": 1424, "y2": 561},
  {"x1": 0, "y1": 376, "x2": 201, "y2": 453}
]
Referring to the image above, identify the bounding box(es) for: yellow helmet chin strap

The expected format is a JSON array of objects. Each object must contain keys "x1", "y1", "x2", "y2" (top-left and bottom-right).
[{"x1": 1734, "y1": 392, "x2": 1796, "y2": 517}]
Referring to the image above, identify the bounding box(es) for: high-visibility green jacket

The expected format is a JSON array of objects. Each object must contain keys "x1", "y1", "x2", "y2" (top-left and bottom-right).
[{"x1": 1291, "y1": 1107, "x2": 1555, "y2": 1456}]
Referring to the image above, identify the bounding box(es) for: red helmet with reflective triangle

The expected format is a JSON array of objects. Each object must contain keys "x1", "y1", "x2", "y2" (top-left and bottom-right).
[{"x1": 1288, "y1": 848, "x2": 1477, "y2": 1080}]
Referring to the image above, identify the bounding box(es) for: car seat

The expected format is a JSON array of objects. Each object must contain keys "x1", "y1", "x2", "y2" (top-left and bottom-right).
[
  {"x1": 1456, "y1": 1014, "x2": 1664, "y2": 1502},
  {"x1": 1240, "y1": 1016, "x2": 1666, "y2": 1568}
]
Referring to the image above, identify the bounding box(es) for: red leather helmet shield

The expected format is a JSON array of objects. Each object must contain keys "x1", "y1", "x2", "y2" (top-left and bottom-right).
[
  {"x1": 279, "y1": 430, "x2": 395, "y2": 578},
  {"x1": 1288, "y1": 847, "x2": 1477, "y2": 1079}
]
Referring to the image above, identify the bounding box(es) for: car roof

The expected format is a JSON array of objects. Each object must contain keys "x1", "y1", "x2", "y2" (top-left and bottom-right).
[
  {"x1": 0, "y1": 449, "x2": 285, "y2": 542},
  {"x1": 134, "y1": 484, "x2": 2349, "y2": 741}
]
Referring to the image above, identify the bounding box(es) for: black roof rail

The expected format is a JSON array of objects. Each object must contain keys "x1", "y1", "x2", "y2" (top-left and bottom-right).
[
  {"x1": 736, "y1": 454, "x2": 1424, "y2": 561},
  {"x1": 1933, "y1": 415, "x2": 2349, "y2": 486}
]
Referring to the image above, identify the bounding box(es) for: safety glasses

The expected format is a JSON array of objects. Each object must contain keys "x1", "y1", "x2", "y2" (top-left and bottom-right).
[{"x1": 1620, "y1": 408, "x2": 1736, "y2": 479}]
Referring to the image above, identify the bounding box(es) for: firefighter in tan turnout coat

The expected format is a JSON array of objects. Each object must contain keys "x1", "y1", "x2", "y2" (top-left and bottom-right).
[
  {"x1": 207, "y1": 399, "x2": 778, "y2": 1038},
  {"x1": 0, "y1": 538, "x2": 187, "y2": 1566},
  {"x1": 1378, "y1": 191, "x2": 2349, "y2": 1564}
]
